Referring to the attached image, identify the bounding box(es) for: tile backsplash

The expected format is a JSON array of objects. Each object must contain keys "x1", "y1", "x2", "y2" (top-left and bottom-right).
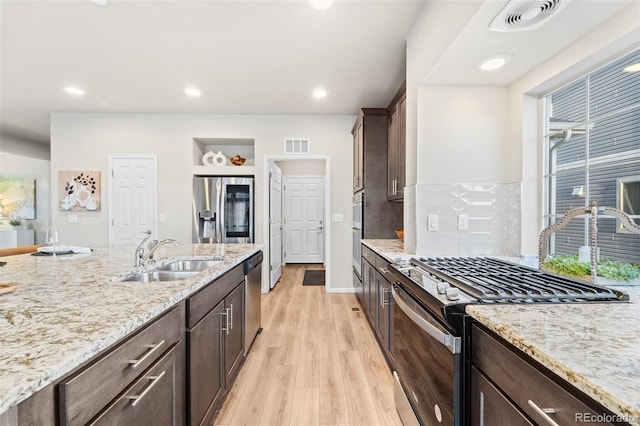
[{"x1": 411, "y1": 183, "x2": 521, "y2": 256}]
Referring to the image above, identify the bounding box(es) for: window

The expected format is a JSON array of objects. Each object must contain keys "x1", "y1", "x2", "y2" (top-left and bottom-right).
[
  {"x1": 618, "y1": 175, "x2": 640, "y2": 231},
  {"x1": 543, "y1": 49, "x2": 640, "y2": 264}
]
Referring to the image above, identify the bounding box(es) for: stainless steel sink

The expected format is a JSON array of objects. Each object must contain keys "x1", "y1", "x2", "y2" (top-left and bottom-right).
[
  {"x1": 120, "y1": 270, "x2": 199, "y2": 282},
  {"x1": 157, "y1": 259, "x2": 221, "y2": 272}
]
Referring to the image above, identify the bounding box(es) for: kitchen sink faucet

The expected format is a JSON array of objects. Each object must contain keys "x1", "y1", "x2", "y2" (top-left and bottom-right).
[{"x1": 134, "y1": 230, "x2": 179, "y2": 267}]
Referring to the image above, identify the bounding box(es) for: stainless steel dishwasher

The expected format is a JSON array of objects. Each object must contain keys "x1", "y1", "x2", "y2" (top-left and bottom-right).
[{"x1": 244, "y1": 251, "x2": 262, "y2": 355}]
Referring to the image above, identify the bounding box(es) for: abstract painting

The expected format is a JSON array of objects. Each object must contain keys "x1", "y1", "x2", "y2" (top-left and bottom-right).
[{"x1": 59, "y1": 171, "x2": 101, "y2": 211}]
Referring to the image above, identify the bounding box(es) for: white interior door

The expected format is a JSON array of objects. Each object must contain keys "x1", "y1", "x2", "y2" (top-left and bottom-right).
[
  {"x1": 109, "y1": 156, "x2": 157, "y2": 245},
  {"x1": 283, "y1": 176, "x2": 324, "y2": 263},
  {"x1": 269, "y1": 163, "x2": 283, "y2": 288}
]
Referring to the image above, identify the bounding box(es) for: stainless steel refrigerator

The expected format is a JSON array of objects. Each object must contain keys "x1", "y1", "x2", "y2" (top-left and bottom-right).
[{"x1": 192, "y1": 176, "x2": 254, "y2": 243}]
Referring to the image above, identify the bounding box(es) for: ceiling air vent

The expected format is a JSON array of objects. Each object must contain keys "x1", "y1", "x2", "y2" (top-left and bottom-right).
[
  {"x1": 489, "y1": 0, "x2": 572, "y2": 32},
  {"x1": 284, "y1": 138, "x2": 310, "y2": 154}
]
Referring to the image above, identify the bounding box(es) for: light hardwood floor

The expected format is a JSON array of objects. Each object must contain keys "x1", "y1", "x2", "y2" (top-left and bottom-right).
[{"x1": 215, "y1": 264, "x2": 402, "y2": 426}]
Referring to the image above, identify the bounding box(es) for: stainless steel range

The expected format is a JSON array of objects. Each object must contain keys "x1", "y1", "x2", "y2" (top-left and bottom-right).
[{"x1": 388, "y1": 257, "x2": 629, "y2": 426}]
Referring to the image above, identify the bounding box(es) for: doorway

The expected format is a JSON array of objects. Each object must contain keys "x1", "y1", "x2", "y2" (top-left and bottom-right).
[
  {"x1": 108, "y1": 155, "x2": 157, "y2": 244},
  {"x1": 263, "y1": 156, "x2": 331, "y2": 293},
  {"x1": 282, "y1": 176, "x2": 325, "y2": 263}
]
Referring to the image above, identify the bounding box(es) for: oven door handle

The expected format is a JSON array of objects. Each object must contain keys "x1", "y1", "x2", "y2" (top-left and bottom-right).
[{"x1": 392, "y1": 286, "x2": 461, "y2": 354}]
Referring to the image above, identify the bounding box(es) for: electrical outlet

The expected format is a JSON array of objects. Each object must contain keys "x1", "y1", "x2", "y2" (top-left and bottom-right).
[
  {"x1": 427, "y1": 214, "x2": 439, "y2": 232},
  {"x1": 458, "y1": 214, "x2": 469, "y2": 231}
]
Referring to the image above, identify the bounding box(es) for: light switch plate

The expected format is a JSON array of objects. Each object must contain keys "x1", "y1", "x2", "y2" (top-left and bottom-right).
[
  {"x1": 159, "y1": 214, "x2": 167, "y2": 223},
  {"x1": 458, "y1": 214, "x2": 469, "y2": 231},
  {"x1": 68, "y1": 214, "x2": 78, "y2": 224},
  {"x1": 331, "y1": 213, "x2": 344, "y2": 223},
  {"x1": 427, "y1": 214, "x2": 439, "y2": 231}
]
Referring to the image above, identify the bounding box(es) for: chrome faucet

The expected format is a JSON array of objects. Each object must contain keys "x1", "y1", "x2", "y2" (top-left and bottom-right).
[
  {"x1": 141, "y1": 239, "x2": 179, "y2": 265},
  {"x1": 135, "y1": 230, "x2": 153, "y2": 267}
]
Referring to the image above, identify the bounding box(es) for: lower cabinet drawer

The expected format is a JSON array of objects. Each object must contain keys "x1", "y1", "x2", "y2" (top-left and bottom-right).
[
  {"x1": 89, "y1": 344, "x2": 183, "y2": 426},
  {"x1": 59, "y1": 306, "x2": 183, "y2": 426},
  {"x1": 471, "y1": 366, "x2": 533, "y2": 426},
  {"x1": 472, "y1": 325, "x2": 615, "y2": 426}
]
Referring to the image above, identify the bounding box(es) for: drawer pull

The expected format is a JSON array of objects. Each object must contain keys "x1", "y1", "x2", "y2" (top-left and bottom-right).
[
  {"x1": 126, "y1": 370, "x2": 166, "y2": 407},
  {"x1": 128, "y1": 340, "x2": 166, "y2": 369},
  {"x1": 221, "y1": 311, "x2": 229, "y2": 335},
  {"x1": 528, "y1": 400, "x2": 559, "y2": 426},
  {"x1": 229, "y1": 304, "x2": 234, "y2": 330}
]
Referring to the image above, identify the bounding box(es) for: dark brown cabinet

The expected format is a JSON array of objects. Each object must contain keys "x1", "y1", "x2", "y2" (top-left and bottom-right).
[
  {"x1": 90, "y1": 345, "x2": 183, "y2": 426},
  {"x1": 471, "y1": 324, "x2": 619, "y2": 426},
  {"x1": 361, "y1": 245, "x2": 377, "y2": 324},
  {"x1": 374, "y1": 268, "x2": 391, "y2": 353},
  {"x1": 387, "y1": 83, "x2": 406, "y2": 201},
  {"x1": 353, "y1": 119, "x2": 364, "y2": 193},
  {"x1": 59, "y1": 305, "x2": 185, "y2": 426},
  {"x1": 186, "y1": 264, "x2": 244, "y2": 426}
]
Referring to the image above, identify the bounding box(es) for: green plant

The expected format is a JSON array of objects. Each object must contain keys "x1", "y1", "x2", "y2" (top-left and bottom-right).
[
  {"x1": 9, "y1": 219, "x2": 21, "y2": 227},
  {"x1": 542, "y1": 254, "x2": 640, "y2": 282}
]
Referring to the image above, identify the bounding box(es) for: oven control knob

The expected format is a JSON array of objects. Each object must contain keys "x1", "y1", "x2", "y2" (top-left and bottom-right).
[
  {"x1": 437, "y1": 282, "x2": 449, "y2": 294},
  {"x1": 445, "y1": 287, "x2": 460, "y2": 301}
]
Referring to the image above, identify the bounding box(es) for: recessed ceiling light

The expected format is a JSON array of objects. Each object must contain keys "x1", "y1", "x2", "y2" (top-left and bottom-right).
[
  {"x1": 312, "y1": 88, "x2": 327, "y2": 99},
  {"x1": 480, "y1": 54, "x2": 510, "y2": 71},
  {"x1": 184, "y1": 87, "x2": 201, "y2": 97},
  {"x1": 89, "y1": 0, "x2": 109, "y2": 6},
  {"x1": 64, "y1": 86, "x2": 85, "y2": 96},
  {"x1": 623, "y1": 62, "x2": 640, "y2": 72},
  {"x1": 309, "y1": 0, "x2": 334, "y2": 10}
]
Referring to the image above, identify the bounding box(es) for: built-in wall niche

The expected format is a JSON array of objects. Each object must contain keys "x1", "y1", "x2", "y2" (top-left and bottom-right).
[{"x1": 193, "y1": 138, "x2": 255, "y2": 167}]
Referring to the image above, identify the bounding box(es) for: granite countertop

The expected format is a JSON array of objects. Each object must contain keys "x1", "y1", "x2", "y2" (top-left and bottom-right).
[
  {"x1": 467, "y1": 288, "x2": 640, "y2": 425},
  {"x1": 0, "y1": 243, "x2": 261, "y2": 415},
  {"x1": 362, "y1": 239, "x2": 412, "y2": 263}
]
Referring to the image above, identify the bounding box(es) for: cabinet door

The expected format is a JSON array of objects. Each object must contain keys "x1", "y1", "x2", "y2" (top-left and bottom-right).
[
  {"x1": 224, "y1": 283, "x2": 245, "y2": 387},
  {"x1": 471, "y1": 367, "x2": 533, "y2": 426},
  {"x1": 362, "y1": 261, "x2": 375, "y2": 324},
  {"x1": 188, "y1": 302, "x2": 224, "y2": 426},
  {"x1": 387, "y1": 105, "x2": 399, "y2": 199},
  {"x1": 353, "y1": 120, "x2": 364, "y2": 193},
  {"x1": 397, "y1": 95, "x2": 406, "y2": 197},
  {"x1": 90, "y1": 345, "x2": 183, "y2": 426},
  {"x1": 375, "y1": 270, "x2": 391, "y2": 352}
]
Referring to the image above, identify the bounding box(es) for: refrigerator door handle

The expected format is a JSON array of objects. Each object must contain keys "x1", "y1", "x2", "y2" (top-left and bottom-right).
[{"x1": 218, "y1": 179, "x2": 226, "y2": 243}]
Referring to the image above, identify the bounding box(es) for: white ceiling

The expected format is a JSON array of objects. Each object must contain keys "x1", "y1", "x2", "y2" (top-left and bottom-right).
[{"x1": 1, "y1": 0, "x2": 637, "y2": 145}]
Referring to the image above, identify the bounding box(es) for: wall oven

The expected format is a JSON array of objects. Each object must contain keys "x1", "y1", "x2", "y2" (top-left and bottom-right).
[{"x1": 352, "y1": 191, "x2": 364, "y2": 277}]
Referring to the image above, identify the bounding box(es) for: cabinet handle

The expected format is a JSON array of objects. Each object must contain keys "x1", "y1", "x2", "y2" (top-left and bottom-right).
[
  {"x1": 126, "y1": 370, "x2": 166, "y2": 407},
  {"x1": 221, "y1": 311, "x2": 228, "y2": 335},
  {"x1": 228, "y1": 304, "x2": 233, "y2": 331},
  {"x1": 128, "y1": 340, "x2": 165, "y2": 369},
  {"x1": 527, "y1": 400, "x2": 559, "y2": 426},
  {"x1": 380, "y1": 288, "x2": 390, "y2": 307}
]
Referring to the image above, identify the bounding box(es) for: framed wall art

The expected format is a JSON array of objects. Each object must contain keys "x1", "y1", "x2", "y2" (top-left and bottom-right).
[{"x1": 59, "y1": 171, "x2": 101, "y2": 211}]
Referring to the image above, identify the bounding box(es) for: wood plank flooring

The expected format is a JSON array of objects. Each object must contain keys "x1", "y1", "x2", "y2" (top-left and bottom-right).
[{"x1": 215, "y1": 264, "x2": 402, "y2": 426}]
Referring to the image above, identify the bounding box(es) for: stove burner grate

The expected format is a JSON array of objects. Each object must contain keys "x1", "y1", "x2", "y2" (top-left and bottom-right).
[{"x1": 412, "y1": 257, "x2": 628, "y2": 303}]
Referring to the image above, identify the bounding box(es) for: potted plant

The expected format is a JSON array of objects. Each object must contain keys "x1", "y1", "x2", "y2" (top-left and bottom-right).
[{"x1": 9, "y1": 218, "x2": 22, "y2": 228}]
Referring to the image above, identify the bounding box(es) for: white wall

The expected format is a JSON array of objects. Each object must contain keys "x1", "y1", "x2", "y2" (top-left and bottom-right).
[
  {"x1": 0, "y1": 132, "x2": 51, "y2": 244},
  {"x1": 416, "y1": 85, "x2": 510, "y2": 183},
  {"x1": 50, "y1": 113, "x2": 356, "y2": 290}
]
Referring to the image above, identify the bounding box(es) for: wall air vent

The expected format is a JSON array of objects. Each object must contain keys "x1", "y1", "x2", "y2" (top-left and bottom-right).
[
  {"x1": 489, "y1": 0, "x2": 572, "y2": 32},
  {"x1": 284, "y1": 138, "x2": 310, "y2": 154}
]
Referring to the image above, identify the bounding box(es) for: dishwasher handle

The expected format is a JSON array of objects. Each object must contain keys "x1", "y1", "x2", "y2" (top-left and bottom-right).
[
  {"x1": 392, "y1": 285, "x2": 461, "y2": 354},
  {"x1": 244, "y1": 252, "x2": 263, "y2": 274}
]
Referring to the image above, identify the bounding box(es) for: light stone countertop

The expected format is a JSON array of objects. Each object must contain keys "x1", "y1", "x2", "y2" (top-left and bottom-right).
[
  {"x1": 0, "y1": 243, "x2": 261, "y2": 416},
  {"x1": 466, "y1": 288, "x2": 640, "y2": 425},
  {"x1": 362, "y1": 239, "x2": 412, "y2": 263},
  {"x1": 362, "y1": 239, "x2": 640, "y2": 424}
]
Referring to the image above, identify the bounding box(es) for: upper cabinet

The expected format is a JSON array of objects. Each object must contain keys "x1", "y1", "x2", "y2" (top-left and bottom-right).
[
  {"x1": 387, "y1": 83, "x2": 406, "y2": 201},
  {"x1": 353, "y1": 119, "x2": 364, "y2": 193},
  {"x1": 352, "y1": 109, "x2": 388, "y2": 194}
]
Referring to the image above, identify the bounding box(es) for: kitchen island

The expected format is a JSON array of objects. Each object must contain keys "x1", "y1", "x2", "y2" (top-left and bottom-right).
[
  {"x1": 363, "y1": 238, "x2": 640, "y2": 425},
  {"x1": 0, "y1": 243, "x2": 261, "y2": 421}
]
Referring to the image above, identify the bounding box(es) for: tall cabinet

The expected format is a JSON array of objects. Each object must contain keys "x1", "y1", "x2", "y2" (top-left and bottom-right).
[
  {"x1": 387, "y1": 83, "x2": 406, "y2": 201},
  {"x1": 352, "y1": 109, "x2": 403, "y2": 239}
]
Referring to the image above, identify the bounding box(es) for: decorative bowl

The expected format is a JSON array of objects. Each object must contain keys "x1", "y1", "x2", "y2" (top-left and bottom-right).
[
  {"x1": 395, "y1": 230, "x2": 404, "y2": 241},
  {"x1": 229, "y1": 154, "x2": 246, "y2": 166}
]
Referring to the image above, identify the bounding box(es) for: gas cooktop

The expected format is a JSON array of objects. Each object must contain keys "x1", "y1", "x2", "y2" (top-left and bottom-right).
[{"x1": 391, "y1": 256, "x2": 628, "y2": 306}]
